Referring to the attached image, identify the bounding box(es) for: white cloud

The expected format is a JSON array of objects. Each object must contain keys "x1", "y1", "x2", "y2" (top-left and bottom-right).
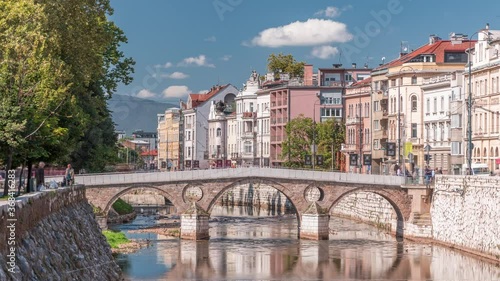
[
  {"x1": 311, "y1": 45, "x2": 339, "y2": 59},
  {"x1": 162, "y1": 85, "x2": 191, "y2": 98},
  {"x1": 246, "y1": 19, "x2": 352, "y2": 48},
  {"x1": 315, "y1": 6, "x2": 341, "y2": 18},
  {"x1": 204, "y1": 36, "x2": 216, "y2": 42},
  {"x1": 154, "y1": 62, "x2": 173, "y2": 69},
  {"x1": 220, "y1": 55, "x2": 232, "y2": 61},
  {"x1": 167, "y1": 72, "x2": 189, "y2": 79},
  {"x1": 136, "y1": 89, "x2": 157, "y2": 99},
  {"x1": 178, "y1": 55, "x2": 215, "y2": 68}
]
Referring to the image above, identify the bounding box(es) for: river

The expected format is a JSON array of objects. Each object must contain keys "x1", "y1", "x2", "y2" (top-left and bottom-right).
[{"x1": 111, "y1": 205, "x2": 500, "y2": 281}]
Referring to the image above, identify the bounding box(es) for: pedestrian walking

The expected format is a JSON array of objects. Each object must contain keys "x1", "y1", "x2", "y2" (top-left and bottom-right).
[{"x1": 65, "y1": 164, "x2": 75, "y2": 186}]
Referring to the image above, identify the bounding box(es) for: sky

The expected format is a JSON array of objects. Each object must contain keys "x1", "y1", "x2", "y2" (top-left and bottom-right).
[{"x1": 108, "y1": 0, "x2": 500, "y2": 103}]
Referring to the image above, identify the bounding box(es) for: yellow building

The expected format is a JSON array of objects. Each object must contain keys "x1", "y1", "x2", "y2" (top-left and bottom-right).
[{"x1": 157, "y1": 108, "x2": 181, "y2": 170}]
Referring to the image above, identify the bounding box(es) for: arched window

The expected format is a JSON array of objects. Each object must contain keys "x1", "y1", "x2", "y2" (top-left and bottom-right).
[
  {"x1": 496, "y1": 147, "x2": 499, "y2": 157},
  {"x1": 216, "y1": 128, "x2": 222, "y2": 137},
  {"x1": 411, "y1": 95, "x2": 418, "y2": 112}
]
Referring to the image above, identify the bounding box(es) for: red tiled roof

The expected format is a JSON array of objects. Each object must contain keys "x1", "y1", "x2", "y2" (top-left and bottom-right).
[
  {"x1": 350, "y1": 77, "x2": 371, "y2": 87},
  {"x1": 188, "y1": 84, "x2": 229, "y2": 108},
  {"x1": 374, "y1": 39, "x2": 476, "y2": 71}
]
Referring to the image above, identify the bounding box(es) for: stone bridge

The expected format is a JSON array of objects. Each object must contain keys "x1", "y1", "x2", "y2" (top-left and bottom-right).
[{"x1": 80, "y1": 168, "x2": 417, "y2": 240}]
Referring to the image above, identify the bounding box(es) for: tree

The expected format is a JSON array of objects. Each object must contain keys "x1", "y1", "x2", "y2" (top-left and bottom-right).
[
  {"x1": 0, "y1": 0, "x2": 70, "y2": 195},
  {"x1": 281, "y1": 115, "x2": 314, "y2": 168},
  {"x1": 316, "y1": 119, "x2": 345, "y2": 170},
  {"x1": 267, "y1": 53, "x2": 305, "y2": 79}
]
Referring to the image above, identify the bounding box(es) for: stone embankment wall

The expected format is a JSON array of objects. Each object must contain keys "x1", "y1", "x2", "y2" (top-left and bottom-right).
[
  {"x1": 0, "y1": 187, "x2": 122, "y2": 280},
  {"x1": 331, "y1": 191, "x2": 433, "y2": 238},
  {"x1": 432, "y1": 176, "x2": 499, "y2": 260},
  {"x1": 331, "y1": 192, "x2": 398, "y2": 231},
  {"x1": 218, "y1": 183, "x2": 293, "y2": 211}
]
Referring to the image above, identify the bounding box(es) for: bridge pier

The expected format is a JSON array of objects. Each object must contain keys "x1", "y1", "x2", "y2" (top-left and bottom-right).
[
  {"x1": 299, "y1": 203, "x2": 330, "y2": 240},
  {"x1": 180, "y1": 203, "x2": 210, "y2": 240},
  {"x1": 95, "y1": 216, "x2": 108, "y2": 230}
]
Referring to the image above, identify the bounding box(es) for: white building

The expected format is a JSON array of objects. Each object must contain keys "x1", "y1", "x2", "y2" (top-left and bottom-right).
[
  {"x1": 256, "y1": 87, "x2": 271, "y2": 167},
  {"x1": 235, "y1": 71, "x2": 260, "y2": 167},
  {"x1": 181, "y1": 84, "x2": 238, "y2": 169},
  {"x1": 422, "y1": 72, "x2": 463, "y2": 173},
  {"x1": 465, "y1": 24, "x2": 500, "y2": 172}
]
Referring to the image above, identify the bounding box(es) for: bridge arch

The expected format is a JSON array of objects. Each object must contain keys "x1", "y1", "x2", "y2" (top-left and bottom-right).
[
  {"x1": 204, "y1": 178, "x2": 304, "y2": 226},
  {"x1": 102, "y1": 184, "x2": 185, "y2": 217},
  {"x1": 327, "y1": 187, "x2": 411, "y2": 239}
]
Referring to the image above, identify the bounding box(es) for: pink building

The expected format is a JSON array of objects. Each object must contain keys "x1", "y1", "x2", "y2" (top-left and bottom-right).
[
  {"x1": 267, "y1": 64, "x2": 372, "y2": 167},
  {"x1": 344, "y1": 78, "x2": 372, "y2": 174}
]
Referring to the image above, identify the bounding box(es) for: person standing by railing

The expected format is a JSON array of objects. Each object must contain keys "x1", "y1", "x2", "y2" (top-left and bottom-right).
[{"x1": 65, "y1": 164, "x2": 75, "y2": 186}]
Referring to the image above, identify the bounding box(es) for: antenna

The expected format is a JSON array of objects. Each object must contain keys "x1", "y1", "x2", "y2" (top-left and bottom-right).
[{"x1": 337, "y1": 48, "x2": 343, "y2": 64}]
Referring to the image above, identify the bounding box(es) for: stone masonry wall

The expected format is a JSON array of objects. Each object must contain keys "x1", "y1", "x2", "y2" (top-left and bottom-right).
[
  {"x1": 432, "y1": 175, "x2": 499, "y2": 259},
  {"x1": 218, "y1": 183, "x2": 292, "y2": 211},
  {"x1": 331, "y1": 192, "x2": 398, "y2": 232},
  {"x1": 0, "y1": 187, "x2": 122, "y2": 280}
]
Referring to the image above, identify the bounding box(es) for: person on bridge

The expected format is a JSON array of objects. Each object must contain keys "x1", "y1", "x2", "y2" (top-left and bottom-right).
[{"x1": 65, "y1": 164, "x2": 75, "y2": 186}]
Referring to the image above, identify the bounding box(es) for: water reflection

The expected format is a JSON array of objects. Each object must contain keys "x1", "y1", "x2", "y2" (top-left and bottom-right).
[{"x1": 114, "y1": 206, "x2": 500, "y2": 281}]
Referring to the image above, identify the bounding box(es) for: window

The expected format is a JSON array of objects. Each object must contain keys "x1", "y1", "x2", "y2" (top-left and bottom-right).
[
  {"x1": 426, "y1": 98, "x2": 430, "y2": 113},
  {"x1": 451, "y1": 142, "x2": 462, "y2": 155},
  {"x1": 451, "y1": 114, "x2": 462, "y2": 128},
  {"x1": 244, "y1": 142, "x2": 252, "y2": 153},
  {"x1": 440, "y1": 96, "x2": 444, "y2": 112},
  {"x1": 444, "y1": 52, "x2": 468, "y2": 63},
  {"x1": 250, "y1": 102, "x2": 254, "y2": 112},
  {"x1": 433, "y1": 98, "x2": 437, "y2": 113},
  {"x1": 216, "y1": 128, "x2": 222, "y2": 137},
  {"x1": 411, "y1": 96, "x2": 417, "y2": 112},
  {"x1": 411, "y1": 123, "x2": 417, "y2": 138},
  {"x1": 187, "y1": 131, "x2": 191, "y2": 141},
  {"x1": 411, "y1": 76, "x2": 417, "y2": 85},
  {"x1": 374, "y1": 101, "x2": 379, "y2": 112},
  {"x1": 373, "y1": 139, "x2": 379, "y2": 149}
]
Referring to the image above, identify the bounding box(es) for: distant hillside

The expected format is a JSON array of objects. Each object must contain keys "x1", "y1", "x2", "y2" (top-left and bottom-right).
[{"x1": 107, "y1": 94, "x2": 177, "y2": 135}]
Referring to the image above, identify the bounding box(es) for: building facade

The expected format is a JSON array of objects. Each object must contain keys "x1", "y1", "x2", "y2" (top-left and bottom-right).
[
  {"x1": 373, "y1": 33, "x2": 472, "y2": 176},
  {"x1": 344, "y1": 78, "x2": 372, "y2": 174},
  {"x1": 181, "y1": 84, "x2": 237, "y2": 169},
  {"x1": 157, "y1": 108, "x2": 180, "y2": 170},
  {"x1": 465, "y1": 25, "x2": 500, "y2": 172}
]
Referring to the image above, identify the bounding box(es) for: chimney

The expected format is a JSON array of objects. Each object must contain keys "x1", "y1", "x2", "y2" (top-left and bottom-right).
[
  {"x1": 429, "y1": 34, "x2": 441, "y2": 45},
  {"x1": 304, "y1": 64, "x2": 313, "y2": 86},
  {"x1": 352, "y1": 63, "x2": 357, "y2": 68},
  {"x1": 486, "y1": 23, "x2": 490, "y2": 30},
  {"x1": 332, "y1": 63, "x2": 342, "y2": 68}
]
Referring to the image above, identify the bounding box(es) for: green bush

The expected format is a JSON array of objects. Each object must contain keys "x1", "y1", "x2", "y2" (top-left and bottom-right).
[
  {"x1": 112, "y1": 198, "x2": 134, "y2": 215},
  {"x1": 103, "y1": 230, "x2": 129, "y2": 248}
]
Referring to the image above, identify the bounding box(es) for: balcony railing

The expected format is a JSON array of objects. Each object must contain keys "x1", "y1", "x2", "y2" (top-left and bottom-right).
[
  {"x1": 346, "y1": 116, "x2": 361, "y2": 125},
  {"x1": 242, "y1": 131, "x2": 255, "y2": 138},
  {"x1": 423, "y1": 74, "x2": 452, "y2": 85},
  {"x1": 242, "y1": 112, "x2": 256, "y2": 119}
]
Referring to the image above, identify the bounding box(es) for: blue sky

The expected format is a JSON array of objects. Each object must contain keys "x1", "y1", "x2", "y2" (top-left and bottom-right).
[{"x1": 109, "y1": 0, "x2": 500, "y2": 103}]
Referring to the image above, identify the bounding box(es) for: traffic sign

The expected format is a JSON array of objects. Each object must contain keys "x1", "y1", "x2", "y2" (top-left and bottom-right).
[{"x1": 424, "y1": 144, "x2": 432, "y2": 152}]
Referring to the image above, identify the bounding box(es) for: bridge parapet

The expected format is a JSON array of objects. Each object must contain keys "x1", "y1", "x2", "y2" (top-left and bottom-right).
[{"x1": 69, "y1": 168, "x2": 405, "y2": 187}]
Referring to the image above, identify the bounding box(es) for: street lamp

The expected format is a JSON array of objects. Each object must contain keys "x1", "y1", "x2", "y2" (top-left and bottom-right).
[
  {"x1": 312, "y1": 93, "x2": 323, "y2": 169},
  {"x1": 466, "y1": 27, "x2": 492, "y2": 175},
  {"x1": 397, "y1": 65, "x2": 417, "y2": 177}
]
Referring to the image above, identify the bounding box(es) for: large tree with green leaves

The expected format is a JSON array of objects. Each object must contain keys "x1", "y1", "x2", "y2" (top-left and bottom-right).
[
  {"x1": 281, "y1": 115, "x2": 345, "y2": 169},
  {"x1": 0, "y1": 0, "x2": 70, "y2": 195},
  {"x1": 267, "y1": 53, "x2": 305, "y2": 79},
  {"x1": 1, "y1": 0, "x2": 134, "y2": 195}
]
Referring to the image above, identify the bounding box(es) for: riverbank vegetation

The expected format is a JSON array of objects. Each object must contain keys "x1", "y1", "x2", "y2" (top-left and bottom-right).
[
  {"x1": 103, "y1": 230, "x2": 129, "y2": 248},
  {"x1": 112, "y1": 198, "x2": 134, "y2": 215}
]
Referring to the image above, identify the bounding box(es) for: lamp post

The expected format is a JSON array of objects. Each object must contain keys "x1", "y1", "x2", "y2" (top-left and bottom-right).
[
  {"x1": 397, "y1": 65, "x2": 416, "y2": 177},
  {"x1": 466, "y1": 28, "x2": 492, "y2": 175},
  {"x1": 312, "y1": 93, "x2": 323, "y2": 169}
]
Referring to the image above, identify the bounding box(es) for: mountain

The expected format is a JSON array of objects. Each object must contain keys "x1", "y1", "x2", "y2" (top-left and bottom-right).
[{"x1": 107, "y1": 94, "x2": 177, "y2": 135}]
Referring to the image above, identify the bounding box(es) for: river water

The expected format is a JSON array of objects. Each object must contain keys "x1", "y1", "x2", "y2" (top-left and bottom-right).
[{"x1": 112, "y1": 205, "x2": 500, "y2": 281}]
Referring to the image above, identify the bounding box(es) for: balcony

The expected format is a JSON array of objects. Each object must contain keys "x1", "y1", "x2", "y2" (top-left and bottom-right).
[
  {"x1": 346, "y1": 116, "x2": 361, "y2": 125},
  {"x1": 423, "y1": 74, "x2": 452, "y2": 85},
  {"x1": 242, "y1": 131, "x2": 256, "y2": 139},
  {"x1": 242, "y1": 112, "x2": 256, "y2": 119},
  {"x1": 322, "y1": 81, "x2": 343, "y2": 87}
]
